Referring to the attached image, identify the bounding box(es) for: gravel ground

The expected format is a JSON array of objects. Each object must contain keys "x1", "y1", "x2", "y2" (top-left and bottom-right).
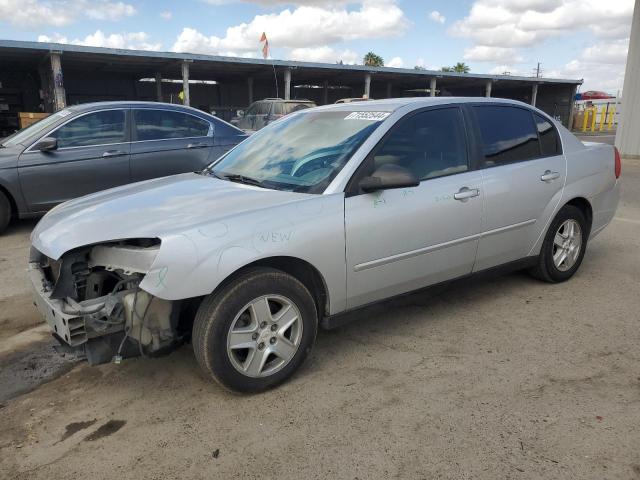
[{"x1": 0, "y1": 160, "x2": 638, "y2": 480}]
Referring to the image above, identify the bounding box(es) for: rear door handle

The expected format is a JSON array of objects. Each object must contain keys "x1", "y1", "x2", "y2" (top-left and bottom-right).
[
  {"x1": 187, "y1": 142, "x2": 209, "y2": 149},
  {"x1": 540, "y1": 170, "x2": 560, "y2": 182},
  {"x1": 102, "y1": 150, "x2": 127, "y2": 158},
  {"x1": 453, "y1": 187, "x2": 480, "y2": 201}
]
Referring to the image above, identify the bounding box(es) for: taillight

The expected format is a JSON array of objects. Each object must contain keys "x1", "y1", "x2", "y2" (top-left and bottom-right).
[{"x1": 614, "y1": 146, "x2": 621, "y2": 179}]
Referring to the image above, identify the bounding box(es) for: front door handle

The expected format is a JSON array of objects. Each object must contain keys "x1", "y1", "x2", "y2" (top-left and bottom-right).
[
  {"x1": 541, "y1": 170, "x2": 560, "y2": 182},
  {"x1": 187, "y1": 142, "x2": 209, "y2": 149},
  {"x1": 453, "y1": 187, "x2": 480, "y2": 201},
  {"x1": 102, "y1": 150, "x2": 127, "y2": 158}
]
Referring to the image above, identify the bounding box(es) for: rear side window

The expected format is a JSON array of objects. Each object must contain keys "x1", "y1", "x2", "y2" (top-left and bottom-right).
[
  {"x1": 52, "y1": 110, "x2": 125, "y2": 148},
  {"x1": 134, "y1": 110, "x2": 210, "y2": 141},
  {"x1": 474, "y1": 106, "x2": 540, "y2": 166},
  {"x1": 255, "y1": 103, "x2": 270, "y2": 115},
  {"x1": 271, "y1": 103, "x2": 286, "y2": 115},
  {"x1": 534, "y1": 112, "x2": 562, "y2": 156},
  {"x1": 371, "y1": 107, "x2": 468, "y2": 181}
]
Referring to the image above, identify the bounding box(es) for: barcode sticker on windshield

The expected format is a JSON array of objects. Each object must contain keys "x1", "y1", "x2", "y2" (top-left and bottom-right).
[{"x1": 344, "y1": 112, "x2": 390, "y2": 121}]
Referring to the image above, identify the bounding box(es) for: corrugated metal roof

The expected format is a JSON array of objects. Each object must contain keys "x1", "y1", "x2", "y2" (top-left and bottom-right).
[{"x1": 0, "y1": 39, "x2": 583, "y2": 86}]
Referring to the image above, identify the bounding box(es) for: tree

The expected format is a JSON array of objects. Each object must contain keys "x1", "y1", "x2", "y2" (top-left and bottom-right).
[
  {"x1": 363, "y1": 52, "x2": 384, "y2": 67},
  {"x1": 414, "y1": 65, "x2": 426, "y2": 70},
  {"x1": 452, "y1": 62, "x2": 470, "y2": 73},
  {"x1": 441, "y1": 63, "x2": 470, "y2": 73}
]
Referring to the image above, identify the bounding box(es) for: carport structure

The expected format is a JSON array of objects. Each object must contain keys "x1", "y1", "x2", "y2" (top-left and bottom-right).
[{"x1": 0, "y1": 39, "x2": 581, "y2": 136}]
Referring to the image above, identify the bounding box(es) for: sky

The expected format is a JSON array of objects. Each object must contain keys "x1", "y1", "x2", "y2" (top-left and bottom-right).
[{"x1": 0, "y1": 0, "x2": 634, "y2": 92}]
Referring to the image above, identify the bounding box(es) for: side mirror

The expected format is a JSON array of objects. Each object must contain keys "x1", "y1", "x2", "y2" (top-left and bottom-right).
[
  {"x1": 359, "y1": 164, "x2": 419, "y2": 193},
  {"x1": 33, "y1": 137, "x2": 58, "y2": 152},
  {"x1": 237, "y1": 110, "x2": 245, "y2": 117}
]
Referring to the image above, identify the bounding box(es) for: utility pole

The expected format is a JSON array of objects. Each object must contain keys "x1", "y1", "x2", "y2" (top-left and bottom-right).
[{"x1": 535, "y1": 62, "x2": 542, "y2": 78}]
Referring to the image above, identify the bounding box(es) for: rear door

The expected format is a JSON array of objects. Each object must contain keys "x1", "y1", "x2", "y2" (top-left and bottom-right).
[
  {"x1": 18, "y1": 108, "x2": 130, "y2": 212},
  {"x1": 130, "y1": 108, "x2": 214, "y2": 182},
  {"x1": 344, "y1": 106, "x2": 483, "y2": 308},
  {"x1": 470, "y1": 104, "x2": 566, "y2": 271}
]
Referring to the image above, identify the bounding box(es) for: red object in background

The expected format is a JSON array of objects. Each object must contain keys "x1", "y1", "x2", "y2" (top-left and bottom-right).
[
  {"x1": 580, "y1": 90, "x2": 615, "y2": 100},
  {"x1": 614, "y1": 147, "x2": 621, "y2": 179}
]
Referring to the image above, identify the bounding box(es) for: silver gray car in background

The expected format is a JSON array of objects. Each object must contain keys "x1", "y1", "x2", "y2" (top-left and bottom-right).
[
  {"x1": 0, "y1": 101, "x2": 247, "y2": 232},
  {"x1": 27, "y1": 97, "x2": 621, "y2": 392}
]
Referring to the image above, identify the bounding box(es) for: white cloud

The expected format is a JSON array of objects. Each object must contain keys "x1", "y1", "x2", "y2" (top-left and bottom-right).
[
  {"x1": 545, "y1": 38, "x2": 629, "y2": 91},
  {"x1": 172, "y1": 0, "x2": 407, "y2": 54},
  {"x1": 464, "y1": 45, "x2": 523, "y2": 63},
  {"x1": 38, "y1": 30, "x2": 161, "y2": 51},
  {"x1": 428, "y1": 10, "x2": 445, "y2": 24},
  {"x1": 450, "y1": 0, "x2": 633, "y2": 48},
  {"x1": 288, "y1": 46, "x2": 358, "y2": 64},
  {"x1": 160, "y1": 11, "x2": 173, "y2": 20},
  {"x1": 488, "y1": 65, "x2": 522, "y2": 75},
  {"x1": 387, "y1": 56, "x2": 404, "y2": 68},
  {"x1": 0, "y1": 0, "x2": 136, "y2": 28}
]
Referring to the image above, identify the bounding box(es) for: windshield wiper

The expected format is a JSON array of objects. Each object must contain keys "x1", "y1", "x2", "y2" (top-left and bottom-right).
[{"x1": 220, "y1": 173, "x2": 265, "y2": 187}]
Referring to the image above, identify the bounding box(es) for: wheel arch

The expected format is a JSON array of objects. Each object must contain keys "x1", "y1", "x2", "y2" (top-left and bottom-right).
[
  {"x1": 215, "y1": 256, "x2": 330, "y2": 320},
  {"x1": 564, "y1": 196, "x2": 593, "y2": 234}
]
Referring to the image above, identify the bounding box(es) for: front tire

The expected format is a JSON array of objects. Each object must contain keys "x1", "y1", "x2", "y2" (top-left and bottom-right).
[
  {"x1": 0, "y1": 192, "x2": 11, "y2": 234},
  {"x1": 192, "y1": 267, "x2": 318, "y2": 393},
  {"x1": 530, "y1": 205, "x2": 588, "y2": 283}
]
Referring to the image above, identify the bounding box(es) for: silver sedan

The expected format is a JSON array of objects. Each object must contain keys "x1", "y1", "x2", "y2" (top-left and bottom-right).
[{"x1": 28, "y1": 97, "x2": 621, "y2": 392}]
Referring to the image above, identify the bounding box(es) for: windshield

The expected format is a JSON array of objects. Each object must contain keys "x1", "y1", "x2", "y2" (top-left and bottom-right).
[
  {"x1": 209, "y1": 110, "x2": 387, "y2": 193},
  {"x1": 1, "y1": 109, "x2": 75, "y2": 147}
]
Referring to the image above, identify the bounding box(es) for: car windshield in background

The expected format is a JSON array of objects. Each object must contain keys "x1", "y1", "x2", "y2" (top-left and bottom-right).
[
  {"x1": 210, "y1": 110, "x2": 387, "y2": 193},
  {"x1": 1, "y1": 109, "x2": 74, "y2": 147}
]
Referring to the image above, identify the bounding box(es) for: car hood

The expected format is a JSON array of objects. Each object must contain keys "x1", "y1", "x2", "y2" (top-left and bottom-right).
[{"x1": 31, "y1": 172, "x2": 310, "y2": 259}]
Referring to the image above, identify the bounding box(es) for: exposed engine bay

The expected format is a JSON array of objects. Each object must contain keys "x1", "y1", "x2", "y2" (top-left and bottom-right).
[{"x1": 28, "y1": 239, "x2": 192, "y2": 365}]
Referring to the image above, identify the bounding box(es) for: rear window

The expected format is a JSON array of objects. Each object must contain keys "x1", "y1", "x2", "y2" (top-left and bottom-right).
[
  {"x1": 534, "y1": 112, "x2": 562, "y2": 156},
  {"x1": 286, "y1": 103, "x2": 312, "y2": 114},
  {"x1": 474, "y1": 105, "x2": 540, "y2": 166}
]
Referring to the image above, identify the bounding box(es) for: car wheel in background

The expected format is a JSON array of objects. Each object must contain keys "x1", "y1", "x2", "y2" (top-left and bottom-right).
[
  {"x1": 530, "y1": 205, "x2": 588, "y2": 283},
  {"x1": 0, "y1": 192, "x2": 11, "y2": 233},
  {"x1": 192, "y1": 267, "x2": 318, "y2": 392}
]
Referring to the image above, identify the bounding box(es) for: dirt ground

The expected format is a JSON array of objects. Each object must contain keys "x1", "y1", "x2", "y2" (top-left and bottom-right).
[{"x1": 1, "y1": 160, "x2": 639, "y2": 480}]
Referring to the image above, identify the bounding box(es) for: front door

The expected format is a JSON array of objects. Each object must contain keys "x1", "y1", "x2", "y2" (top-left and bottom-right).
[
  {"x1": 18, "y1": 109, "x2": 130, "y2": 212},
  {"x1": 344, "y1": 107, "x2": 483, "y2": 309},
  {"x1": 470, "y1": 105, "x2": 567, "y2": 271},
  {"x1": 130, "y1": 108, "x2": 214, "y2": 182}
]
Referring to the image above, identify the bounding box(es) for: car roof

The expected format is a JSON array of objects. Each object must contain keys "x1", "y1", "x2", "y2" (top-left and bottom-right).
[
  {"x1": 67, "y1": 101, "x2": 211, "y2": 115},
  {"x1": 314, "y1": 96, "x2": 535, "y2": 113}
]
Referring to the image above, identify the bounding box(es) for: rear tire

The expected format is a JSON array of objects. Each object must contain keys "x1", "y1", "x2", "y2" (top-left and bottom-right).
[
  {"x1": 530, "y1": 205, "x2": 588, "y2": 283},
  {"x1": 192, "y1": 267, "x2": 318, "y2": 393},
  {"x1": 0, "y1": 192, "x2": 11, "y2": 234}
]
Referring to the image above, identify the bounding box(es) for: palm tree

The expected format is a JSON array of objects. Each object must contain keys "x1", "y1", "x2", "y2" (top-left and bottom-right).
[
  {"x1": 363, "y1": 52, "x2": 384, "y2": 67},
  {"x1": 452, "y1": 62, "x2": 470, "y2": 73},
  {"x1": 441, "y1": 63, "x2": 470, "y2": 73}
]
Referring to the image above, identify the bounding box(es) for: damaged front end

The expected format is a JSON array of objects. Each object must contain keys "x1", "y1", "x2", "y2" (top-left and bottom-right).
[{"x1": 28, "y1": 239, "x2": 185, "y2": 365}]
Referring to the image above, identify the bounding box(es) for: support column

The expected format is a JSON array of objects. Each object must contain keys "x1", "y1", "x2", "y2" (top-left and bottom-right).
[
  {"x1": 247, "y1": 77, "x2": 254, "y2": 104},
  {"x1": 485, "y1": 80, "x2": 492, "y2": 98},
  {"x1": 531, "y1": 84, "x2": 538, "y2": 107},
  {"x1": 386, "y1": 82, "x2": 392, "y2": 98},
  {"x1": 284, "y1": 68, "x2": 291, "y2": 100},
  {"x1": 616, "y1": 0, "x2": 640, "y2": 157},
  {"x1": 364, "y1": 73, "x2": 371, "y2": 99},
  {"x1": 181, "y1": 60, "x2": 191, "y2": 106},
  {"x1": 50, "y1": 51, "x2": 66, "y2": 111},
  {"x1": 567, "y1": 84, "x2": 578, "y2": 130},
  {"x1": 155, "y1": 72, "x2": 162, "y2": 102},
  {"x1": 430, "y1": 78, "x2": 437, "y2": 97},
  {"x1": 323, "y1": 80, "x2": 329, "y2": 105}
]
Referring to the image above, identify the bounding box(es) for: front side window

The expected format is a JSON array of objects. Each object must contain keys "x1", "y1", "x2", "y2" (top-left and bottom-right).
[
  {"x1": 209, "y1": 110, "x2": 385, "y2": 193},
  {"x1": 370, "y1": 108, "x2": 468, "y2": 181},
  {"x1": 534, "y1": 112, "x2": 562, "y2": 156},
  {"x1": 52, "y1": 110, "x2": 126, "y2": 149},
  {"x1": 474, "y1": 106, "x2": 540, "y2": 166},
  {"x1": 134, "y1": 110, "x2": 210, "y2": 141}
]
